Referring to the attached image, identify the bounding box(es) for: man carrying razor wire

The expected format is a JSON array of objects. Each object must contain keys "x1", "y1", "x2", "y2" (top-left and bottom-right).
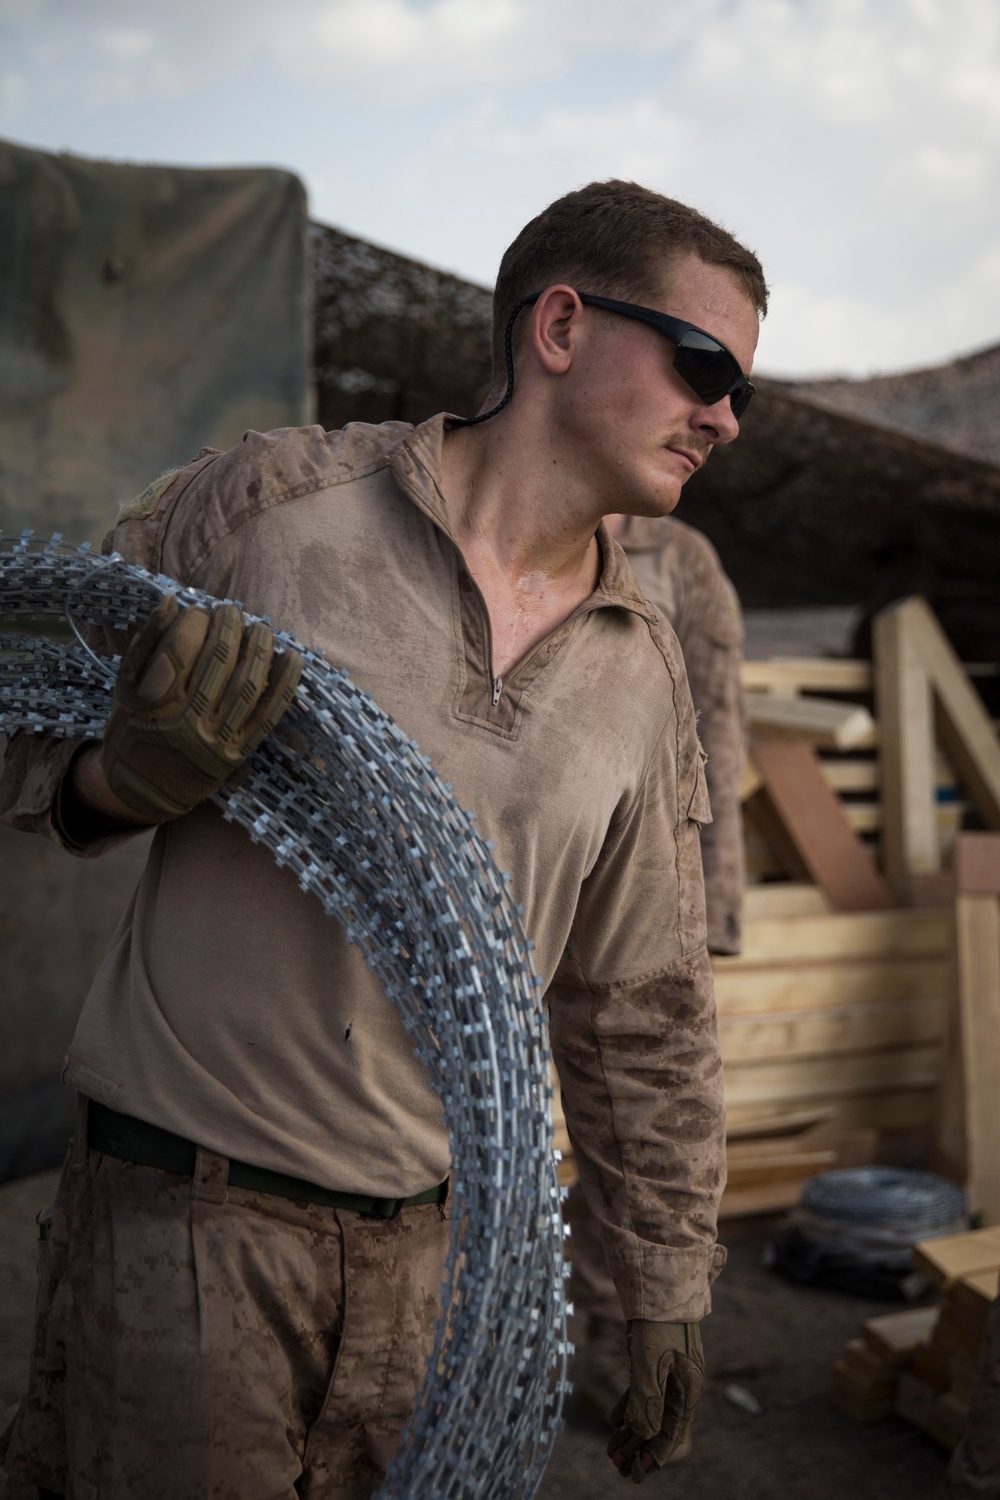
[{"x1": 1, "y1": 178, "x2": 765, "y2": 1498}]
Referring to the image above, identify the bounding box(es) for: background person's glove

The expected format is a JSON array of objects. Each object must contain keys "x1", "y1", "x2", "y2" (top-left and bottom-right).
[
  {"x1": 101, "y1": 595, "x2": 302, "y2": 822},
  {"x1": 607, "y1": 1320, "x2": 704, "y2": 1484}
]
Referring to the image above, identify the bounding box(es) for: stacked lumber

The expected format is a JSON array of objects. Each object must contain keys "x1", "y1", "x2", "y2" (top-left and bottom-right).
[
  {"x1": 553, "y1": 613, "x2": 1000, "y2": 1215},
  {"x1": 874, "y1": 599, "x2": 1000, "y2": 904},
  {"x1": 935, "y1": 834, "x2": 1000, "y2": 1225},
  {"x1": 832, "y1": 1305, "x2": 939, "y2": 1422},
  {"x1": 720, "y1": 1108, "x2": 874, "y2": 1219},
  {"x1": 714, "y1": 884, "x2": 950, "y2": 1173},
  {"x1": 833, "y1": 1227, "x2": 1000, "y2": 1448},
  {"x1": 741, "y1": 655, "x2": 967, "y2": 886}
]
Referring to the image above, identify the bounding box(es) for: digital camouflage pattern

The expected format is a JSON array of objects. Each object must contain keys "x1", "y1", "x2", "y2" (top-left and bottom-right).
[
  {"x1": 620, "y1": 515, "x2": 746, "y2": 958},
  {"x1": 0, "y1": 1103, "x2": 449, "y2": 1499}
]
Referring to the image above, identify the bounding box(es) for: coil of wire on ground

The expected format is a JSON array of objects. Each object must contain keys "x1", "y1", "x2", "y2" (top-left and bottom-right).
[{"x1": 0, "y1": 533, "x2": 569, "y2": 1500}]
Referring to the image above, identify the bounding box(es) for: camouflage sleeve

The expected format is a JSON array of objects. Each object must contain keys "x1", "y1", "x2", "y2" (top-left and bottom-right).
[
  {"x1": 673, "y1": 548, "x2": 746, "y2": 956},
  {"x1": 547, "y1": 704, "x2": 727, "y2": 1323}
]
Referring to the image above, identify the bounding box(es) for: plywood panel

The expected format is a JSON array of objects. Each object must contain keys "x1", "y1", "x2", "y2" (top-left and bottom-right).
[
  {"x1": 719, "y1": 998, "x2": 944, "y2": 1064},
  {"x1": 725, "y1": 1089, "x2": 936, "y2": 1133},
  {"x1": 723, "y1": 1043, "x2": 941, "y2": 1107},
  {"x1": 713, "y1": 956, "x2": 950, "y2": 1016},
  {"x1": 716, "y1": 909, "x2": 951, "y2": 965},
  {"x1": 742, "y1": 884, "x2": 833, "y2": 921}
]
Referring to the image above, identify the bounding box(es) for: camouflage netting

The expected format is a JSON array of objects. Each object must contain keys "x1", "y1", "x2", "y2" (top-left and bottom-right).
[
  {"x1": 676, "y1": 381, "x2": 1000, "y2": 611},
  {"x1": 311, "y1": 221, "x2": 493, "y2": 430},
  {"x1": 778, "y1": 340, "x2": 1000, "y2": 468}
]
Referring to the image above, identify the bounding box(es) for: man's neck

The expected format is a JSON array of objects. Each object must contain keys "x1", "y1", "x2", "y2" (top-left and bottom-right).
[
  {"x1": 438, "y1": 414, "x2": 604, "y2": 677},
  {"x1": 440, "y1": 415, "x2": 602, "y2": 581}
]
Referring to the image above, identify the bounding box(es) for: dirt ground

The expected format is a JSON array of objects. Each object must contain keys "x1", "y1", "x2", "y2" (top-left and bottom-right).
[{"x1": 1, "y1": 1171, "x2": 951, "y2": 1499}]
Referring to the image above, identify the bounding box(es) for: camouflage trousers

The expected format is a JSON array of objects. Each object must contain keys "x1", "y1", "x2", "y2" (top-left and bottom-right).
[
  {"x1": 564, "y1": 1182, "x2": 620, "y2": 1322},
  {"x1": 940, "y1": 1293, "x2": 1000, "y2": 1499},
  {"x1": 0, "y1": 1102, "x2": 450, "y2": 1500}
]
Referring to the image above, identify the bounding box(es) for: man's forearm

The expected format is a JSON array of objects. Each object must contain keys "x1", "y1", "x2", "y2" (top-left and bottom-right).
[{"x1": 61, "y1": 742, "x2": 154, "y2": 838}]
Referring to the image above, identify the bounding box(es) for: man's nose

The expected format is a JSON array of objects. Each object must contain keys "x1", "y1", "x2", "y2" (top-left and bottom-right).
[{"x1": 695, "y1": 395, "x2": 741, "y2": 446}]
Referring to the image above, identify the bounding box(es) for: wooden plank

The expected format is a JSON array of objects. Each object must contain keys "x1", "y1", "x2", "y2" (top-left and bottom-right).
[
  {"x1": 819, "y1": 757, "x2": 957, "y2": 795},
  {"x1": 726, "y1": 1088, "x2": 936, "y2": 1133},
  {"x1": 954, "y1": 833, "x2": 1000, "y2": 895},
  {"x1": 716, "y1": 909, "x2": 951, "y2": 966},
  {"x1": 950, "y1": 1267, "x2": 999, "y2": 1320},
  {"x1": 873, "y1": 601, "x2": 940, "y2": 899},
  {"x1": 713, "y1": 956, "x2": 950, "y2": 1018},
  {"x1": 820, "y1": 759, "x2": 881, "y2": 794},
  {"x1": 842, "y1": 1337, "x2": 896, "y2": 1385},
  {"x1": 726, "y1": 1134, "x2": 825, "y2": 1161},
  {"x1": 723, "y1": 1043, "x2": 941, "y2": 1107},
  {"x1": 748, "y1": 740, "x2": 895, "y2": 911},
  {"x1": 745, "y1": 692, "x2": 875, "y2": 750},
  {"x1": 862, "y1": 1305, "x2": 940, "y2": 1362},
  {"x1": 955, "y1": 890, "x2": 1000, "y2": 1224},
  {"x1": 843, "y1": 802, "x2": 965, "y2": 838},
  {"x1": 913, "y1": 1226, "x2": 1000, "y2": 1290},
  {"x1": 718, "y1": 1178, "x2": 806, "y2": 1219},
  {"x1": 725, "y1": 1106, "x2": 837, "y2": 1140},
  {"x1": 725, "y1": 1149, "x2": 837, "y2": 1186},
  {"x1": 719, "y1": 998, "x2": 944, "y2": 1065},
  {"x1": 742, "y1": 883, "x2": 832, "y2": 921},
  {"x1": 742, "y1": 659, "x2": 873, "y2": 694},
  {"x1": 892, "y1": 596, "x2": 1000, "y2": 829},
  {"x1": 806, "y1": 1126, "x2": 878, "y2": 1169},
  {"x1": 895, "y1": 1370, "x2": 940, "y2": 1428},
  {"x1": 932, "y1": 1305, "x2": 986, "y2": 1361}
]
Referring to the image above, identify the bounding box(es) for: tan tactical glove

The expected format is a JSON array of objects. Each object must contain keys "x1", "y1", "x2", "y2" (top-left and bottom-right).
[
  {"x1": 608, "y1": 1320, "x2": 704, "y2": 1484},
  {"x1": 101, "y1": 595, "x2": 302, "y2": 822}
]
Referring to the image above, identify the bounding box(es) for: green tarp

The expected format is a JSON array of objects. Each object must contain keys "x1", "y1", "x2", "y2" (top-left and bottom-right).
[{"x1": 0, "y1": 138, "x2": 310, "y2": 545}]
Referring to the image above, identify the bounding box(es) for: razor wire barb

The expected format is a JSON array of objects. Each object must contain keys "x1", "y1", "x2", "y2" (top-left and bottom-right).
[{"x1": 0, "y1": 533, "x2": 570, "y2": 1500}]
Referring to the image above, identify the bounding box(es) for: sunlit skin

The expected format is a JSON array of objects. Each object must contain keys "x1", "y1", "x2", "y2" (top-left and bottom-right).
[{"x1": 440, "y1": 253, "x2": 760, "y2": 681}]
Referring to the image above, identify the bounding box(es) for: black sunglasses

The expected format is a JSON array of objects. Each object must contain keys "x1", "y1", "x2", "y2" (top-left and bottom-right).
[{"x1": 457, "y1": 288, "x2": 755, "y2": 427}]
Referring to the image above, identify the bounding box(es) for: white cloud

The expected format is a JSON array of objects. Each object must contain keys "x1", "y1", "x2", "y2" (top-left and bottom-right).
[{"x1": 1, "y1": 0, "x2": 999, "y2": 373}]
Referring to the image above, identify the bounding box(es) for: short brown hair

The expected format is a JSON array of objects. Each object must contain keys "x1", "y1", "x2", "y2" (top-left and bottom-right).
[{"x1": 491, "y1": 180, "x2": 768, "y2": 382}]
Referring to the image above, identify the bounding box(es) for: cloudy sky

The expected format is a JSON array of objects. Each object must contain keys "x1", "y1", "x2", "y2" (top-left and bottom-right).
[{"x1": 2, "y1": 0, "x2": 999, "y2": 377}]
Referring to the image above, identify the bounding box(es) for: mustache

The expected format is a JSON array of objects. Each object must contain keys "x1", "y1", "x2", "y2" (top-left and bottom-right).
[{"x1": 665, "y1": 437, "x2": 713, "y2": 470}]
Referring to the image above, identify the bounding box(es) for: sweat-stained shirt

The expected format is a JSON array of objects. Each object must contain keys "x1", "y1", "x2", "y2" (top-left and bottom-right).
[{"x1": 0, "y1": 414, "x2": 726, "y2": 1322}]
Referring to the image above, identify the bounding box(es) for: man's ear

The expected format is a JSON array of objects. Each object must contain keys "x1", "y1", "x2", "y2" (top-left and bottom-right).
[{"x1": 529, "y1": 285, "x2": 584, "y2": 377}]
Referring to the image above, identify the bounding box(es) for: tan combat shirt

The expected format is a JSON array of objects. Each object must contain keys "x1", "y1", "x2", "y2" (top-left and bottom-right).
[
  {"x1": 0, "y1": 416, "x2": 725, "y2": 1321},
  {"x1": 619, "y1": 515, "x2": 746, "y2": 955}
]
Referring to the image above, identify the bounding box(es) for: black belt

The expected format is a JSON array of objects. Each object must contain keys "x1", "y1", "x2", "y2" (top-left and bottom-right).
[{"x1": 87, "y1": 1101, "x2": 448, "y2": 1220}]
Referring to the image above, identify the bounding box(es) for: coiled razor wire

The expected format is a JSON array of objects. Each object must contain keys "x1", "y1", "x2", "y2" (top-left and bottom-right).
[{"x1": 0, "y1": 534, "x2": 569, "y2": 1500}]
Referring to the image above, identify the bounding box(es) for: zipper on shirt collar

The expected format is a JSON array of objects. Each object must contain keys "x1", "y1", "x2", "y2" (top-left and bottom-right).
[{"x1": 491, "y1": 676, "x2": 503, "y2": 706}]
